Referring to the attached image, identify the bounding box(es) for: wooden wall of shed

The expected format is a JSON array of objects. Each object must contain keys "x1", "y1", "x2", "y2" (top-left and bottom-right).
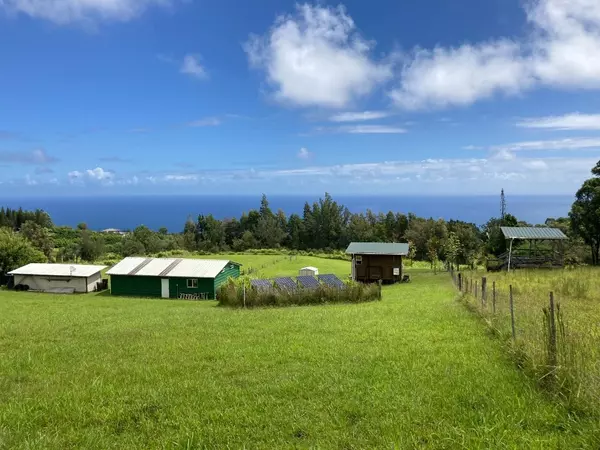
[{"x1": 353, "y1": 254, "x2": 402, "y2": 283}]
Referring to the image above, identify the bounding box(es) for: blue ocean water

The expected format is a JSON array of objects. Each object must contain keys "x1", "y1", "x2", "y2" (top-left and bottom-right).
[{"x1": 0, "y1": 195, "x2": 574, "y2": 232}]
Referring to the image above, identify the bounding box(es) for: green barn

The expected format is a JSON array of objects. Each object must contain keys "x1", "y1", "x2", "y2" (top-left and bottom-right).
[{"x1": 107, "y1": 257, "x2": 241, "y2": 300}]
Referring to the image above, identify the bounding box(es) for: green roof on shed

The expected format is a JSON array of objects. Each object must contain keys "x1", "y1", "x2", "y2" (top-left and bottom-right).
[
  {"x1": 500, "y1": 227, "x2": 567, "y2": 240},
  {"x1": 345, "y1": 242, "x2": 410, "y2": 255}
]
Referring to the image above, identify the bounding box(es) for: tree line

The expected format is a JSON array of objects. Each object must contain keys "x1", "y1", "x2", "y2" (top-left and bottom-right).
[{"x1": 1, "y1": 159, "x2": 599, "y2": 277}]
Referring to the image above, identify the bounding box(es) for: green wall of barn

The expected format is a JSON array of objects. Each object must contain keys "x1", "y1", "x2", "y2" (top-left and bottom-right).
[
  {"x1": 110, "y1": 275, "x2": 162, "y2": 297},
  {"x1": 214, "y1": 264, "x2": 240, "y2": 292},
  {"x1": 169, "y1": 278, "x2": 214, "y2": 299}
]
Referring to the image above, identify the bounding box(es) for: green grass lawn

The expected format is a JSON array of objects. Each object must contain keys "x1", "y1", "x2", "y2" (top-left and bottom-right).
[
  {"x1": 1, "y1": 274, "x2": 598, "y2": 448},
  {"x1": 190, "y1": 253, "x2": 351, "y2": 279}
]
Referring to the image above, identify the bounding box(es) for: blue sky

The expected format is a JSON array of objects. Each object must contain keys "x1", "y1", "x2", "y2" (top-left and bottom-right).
[{"x1": 1, "y1": 0, "x2": 600, "y2": 196}]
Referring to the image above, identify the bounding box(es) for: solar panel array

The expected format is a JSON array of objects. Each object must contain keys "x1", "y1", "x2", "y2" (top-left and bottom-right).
[
  {"x1": 274, "y1": 277, "x2": 297, "y2": 291},
  {"x1": 297, "y1": 275, "x2": 320, "y2": 289},
  {"x1": 250, "y1": 274, "x2": 345, "y2": 291},
  {"x1": 318, "y1": 274, "x2": 345, "y2": 288},
  {"x1": 251, "y1": 279, "x2": 273, "y2": 290}
]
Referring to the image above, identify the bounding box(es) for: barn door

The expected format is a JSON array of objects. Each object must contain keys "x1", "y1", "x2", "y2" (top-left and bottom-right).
[
  {"x1": 368, "y1": 266, "x2": 382, "y2": 280},
  {"x1": 161, "y1": 279, "x2": 169, "y2": 298}
]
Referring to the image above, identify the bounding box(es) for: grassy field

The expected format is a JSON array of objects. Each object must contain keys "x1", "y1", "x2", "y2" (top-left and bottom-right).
[
  {"x1": 2, "y1": 273, "x2": 599, "y2": 448},
  {"x1": 180, "y1": 253, "x2": 351, "y2": 279},
  {"x1": 460, "y1": 267, "x2": 600, "y2": 414}
]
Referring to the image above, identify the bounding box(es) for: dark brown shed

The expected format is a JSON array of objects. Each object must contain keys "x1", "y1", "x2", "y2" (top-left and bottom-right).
[{"x1": 345, "y1": 242, "x2": 410, "y2": 284}]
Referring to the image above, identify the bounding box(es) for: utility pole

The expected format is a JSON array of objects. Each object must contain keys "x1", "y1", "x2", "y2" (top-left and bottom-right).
[{"x1": 500, "y1": 188, "x2": 506, "y2": 221}]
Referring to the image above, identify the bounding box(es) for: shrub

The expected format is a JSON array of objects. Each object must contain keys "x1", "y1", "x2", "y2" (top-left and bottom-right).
[{"x1": 217, "y1": 278, "x2": 380, "y2": 308}]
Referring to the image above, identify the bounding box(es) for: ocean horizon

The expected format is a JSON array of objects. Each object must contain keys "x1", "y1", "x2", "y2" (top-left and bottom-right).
[{"x1": 0, "y1": 195, "x2": 574, "y2": 232}]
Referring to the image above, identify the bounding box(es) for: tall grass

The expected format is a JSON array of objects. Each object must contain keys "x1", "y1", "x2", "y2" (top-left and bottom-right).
[
  {"x1": 217, "y1": 277, "x2": 380, "y2": 308},
  {"x1": 455, "y1": 267, "x2": 600, "y2": 414}
]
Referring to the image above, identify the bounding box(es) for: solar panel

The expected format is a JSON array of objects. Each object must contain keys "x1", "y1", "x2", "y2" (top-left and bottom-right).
[
  {"x1": 274, "y1": 277, "x2": 297, "y2": 291},
  {"x1": 318, "y1": 274, "x2": 345, "y2": 288},
  {"x1": 251, "y1": 279, "x2": 273, "y2": 290},
  {"x1": 297, "y1": 275, "x2": 320, "y2": 289}
]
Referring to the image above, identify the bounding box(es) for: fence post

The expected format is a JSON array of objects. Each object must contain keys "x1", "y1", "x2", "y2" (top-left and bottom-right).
[
  {"x1": 509, "y1": 285, "x2": 516, "y2": 341},
  {"x1": 548, "y1": 291, "x2": 557, "y2": 368},
  {"x1": 378, "y1": 280, "x2": 382, "y2": 300},
  {"x1": 492, "y1": 281, "x2": 496, "y2": 315},
  {"x1": 481, "y1": 277, "x2": 487, "y2": 307},
  {"x1": 458, "y1": 273, "x2": 462, "y2": 291},
  {"x1": 243, "y1": 283, "x2": 246, "y2": 308},
  {"x1": 475, "y1": 281, "x2": 478, "y2": 300}
]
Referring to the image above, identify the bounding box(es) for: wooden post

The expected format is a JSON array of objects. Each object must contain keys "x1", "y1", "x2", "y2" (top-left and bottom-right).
[
  {"x1": 492, "y1": 281, "x2": 496, "y2": 314},
  {"x1": 243, "y1": 283, "x2": 246, "y2": 308},
  {"x1": 508, "y1": 238, "x2": 515, "y2": 272},
  {"x1": 509, "y1": 285, "x2": 516, "y2": 341},
  {"x1": 548, "y1": 292, "x2": 557, "y2": 368},
  {"x1": 458, "y1": 273, "x2": 462, "y2": 291},
  {"x1": 481, "y1": 277, "x2": 487, "y2": 307},
  {"x1": 378, "y1": 280, "x2": 382, "y2": 300},
  {"x1": 475, "y1": 281, "x2": 478, "y2": 300}
]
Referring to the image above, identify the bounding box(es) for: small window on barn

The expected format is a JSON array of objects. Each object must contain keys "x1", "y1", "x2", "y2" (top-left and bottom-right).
[
  {"x1": 187, "y1": 279, "x2": 198, "y2": 289},
  {"x1": 355, "y1": 255, "x2": 362, "y2": 265}
]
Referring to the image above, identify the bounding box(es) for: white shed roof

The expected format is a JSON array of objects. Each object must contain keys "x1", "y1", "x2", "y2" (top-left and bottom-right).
[
  {"x1": 301, "y1": 266, "x2": 318, "y2": 271},
  {"x1": 106, "y1": 257, "x2": 239, "y2": 279},
  {"x1": 8, "y1": 263, "x2": 107, "y2": 277}
]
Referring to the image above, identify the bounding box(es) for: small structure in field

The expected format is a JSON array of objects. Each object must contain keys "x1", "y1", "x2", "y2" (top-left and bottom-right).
[
  {"x1": 345, "y1": 242, "x2": 409, "y2": 284},
  {"x1": 107, "y1": 257, "x2": 241, "y2": 299},
  {"x1": 487, "y1": 227, "x2": 568, "y2": 271},
  {"x1": 298, "y1": 266, "x2": 319, "y2": 277},
  {"x1": 8, "y1": 263, "x2": 107, "y2": 293}
]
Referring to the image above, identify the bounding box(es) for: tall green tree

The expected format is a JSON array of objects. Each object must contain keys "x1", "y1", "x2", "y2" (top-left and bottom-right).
[
  {"x1": 286, "y1": 213, "x2": 304, "y2": 249},
  {"x1": 121, "y1": 235, "x2": 146, "y2": 256},
  {"x1": 20, "y1": 220, "x2": 54, "y2": 260},
  {"x1": 444, "y1": 231, "x2": 460, "y2": 271},
  {"x1": 196, "y1": 214, "x2": 225, "y2": 251},
  {"x1": 0, "y1": 228, "x2": 46, "y2": 276},
  {"x1": 482, "y1": 213, "x2": 517, "y2": 256},
  {"x1": 570, "y1": 160, "x2": 600, "y2": 265},
  {"x1": 183, "y1": 218, "x2": 197, "y2": 251},
  {"x1": 79, "y1": 230, "x2": 104, "y2": 262},
  {"x1": 133, "y1": 225, "x2": 161, "y2": 254}
]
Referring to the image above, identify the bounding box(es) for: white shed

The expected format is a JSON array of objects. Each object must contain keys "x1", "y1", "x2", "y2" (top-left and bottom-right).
[
  {"x1": 299, "y1": 266, "x2": 319, "y2": 277},
  {"x1": 8, "y1": 263, "x2": 107, "y2": 294}
]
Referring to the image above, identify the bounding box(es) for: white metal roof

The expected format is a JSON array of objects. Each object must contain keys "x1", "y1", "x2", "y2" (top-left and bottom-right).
[
  {"x1": 106, "y1": 257, "x2": 146, "y2": 275},
  {"x1": 106, "y1": 257, "x2": 238, "y2": 279},
  {"x1": 135, "y1": 258, "x2": 176, "y2": 276},
  {"x1": 8, "y1": 263, "x2": 107, "y2": 277},
  {"x1": 301, "y1": 267, "x2": 318, "y2": 271},
  {"x1": 169, "y1": 259, "x2": 234, "y2": 278}
]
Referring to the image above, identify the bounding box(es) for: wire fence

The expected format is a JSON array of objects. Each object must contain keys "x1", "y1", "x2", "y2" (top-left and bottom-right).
[{"x1": 449, "y1": 269, "x2": 591, "y2": 408}]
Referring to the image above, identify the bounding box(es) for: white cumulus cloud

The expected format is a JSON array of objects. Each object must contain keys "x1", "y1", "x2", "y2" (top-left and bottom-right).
[
  {"x1": 180, "y1": 54, "x2": 207, "y2": 79},
  {"x1": 391, "y1": 40, "x2": 531, "y2": 109},
  {"x1": 297, "y1": 147, "x2": 312, "y2": 159},
  {"x1": 69, "y1": 167, "x2": 114, "y2": 183},
  {"x1": 390, "y1": 0, "x2": 600, "y2": 110},
  {"x1": 244, "y1": 4, "x2": 391, "y2": 108},
  {"x1": 86, "y1": 167, "x2": 114, "y2": 180},
  {"x1": 0, "y1": 0, "x2": 172, "y2": 25}
]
